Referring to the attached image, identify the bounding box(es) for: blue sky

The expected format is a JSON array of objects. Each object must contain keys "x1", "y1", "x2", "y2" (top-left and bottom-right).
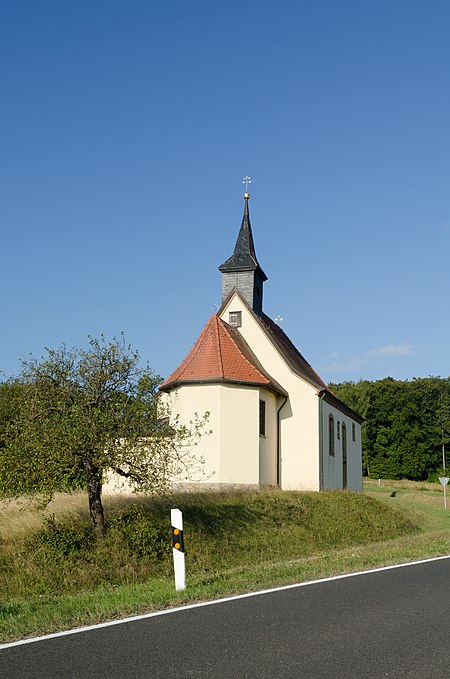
[{"x1": 1, "y1": 0, "x2": 449, "y2": 384}]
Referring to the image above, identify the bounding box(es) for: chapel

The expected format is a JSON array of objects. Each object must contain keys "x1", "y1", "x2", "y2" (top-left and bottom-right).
[{"x1": 160, "y1": 189, "x2": 363, "y2": 491}]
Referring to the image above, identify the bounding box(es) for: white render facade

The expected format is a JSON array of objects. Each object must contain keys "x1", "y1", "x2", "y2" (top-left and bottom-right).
[{"x1": 163, "y1": 381, "x2": 279, "y2": 487}]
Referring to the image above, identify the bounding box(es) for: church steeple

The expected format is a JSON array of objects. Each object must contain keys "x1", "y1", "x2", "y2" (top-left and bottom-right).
[{"x1": 219, "y1": 187, "x2": 267, "y2": 316}]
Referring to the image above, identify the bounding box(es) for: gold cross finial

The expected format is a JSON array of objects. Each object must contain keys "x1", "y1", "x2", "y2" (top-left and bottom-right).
[{"x1": 242, "y1": 175, "x2": 251, "y2": 198}]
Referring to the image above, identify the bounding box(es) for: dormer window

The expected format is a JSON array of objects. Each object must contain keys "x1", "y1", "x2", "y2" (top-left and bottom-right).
[{"x1": 229, "y1": 311, "x2": 242, "y2": 328}]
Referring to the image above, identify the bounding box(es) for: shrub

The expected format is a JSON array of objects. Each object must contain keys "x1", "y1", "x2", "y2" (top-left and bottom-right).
[
  {"x1": 107, "y1": 506, "x2": 170, "y2": 559},
  {"x1": 30, "y1": 515, "x2": 93, "y2": 558}
]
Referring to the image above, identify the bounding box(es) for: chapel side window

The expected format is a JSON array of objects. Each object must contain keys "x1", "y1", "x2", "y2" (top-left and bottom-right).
[
  {"x1": 259, "y1": 399, "x2": 266, "y2": 436},
  {"x1": 329, "y1": 414, "x2": 335, "y2": 456},
  {"x1": 352, "y1": 423, "x2": 356, "y2": 442}
]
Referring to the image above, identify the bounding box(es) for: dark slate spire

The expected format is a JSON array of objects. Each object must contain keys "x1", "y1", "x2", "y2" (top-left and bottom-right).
[
  {"x1": 219, "y1": 192, "x2": 267, "y2": 316},
  {"x1": 219, "y1": 196, "x2": 267, "y2": 279}
]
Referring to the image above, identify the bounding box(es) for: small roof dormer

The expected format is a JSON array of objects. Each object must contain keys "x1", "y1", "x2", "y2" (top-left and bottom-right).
[{"x1": 219, "y1": 191, "x2": 267, "y2": 316}]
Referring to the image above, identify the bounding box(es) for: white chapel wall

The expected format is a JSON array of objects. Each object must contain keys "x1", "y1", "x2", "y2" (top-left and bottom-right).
[
  {"x1": 220, "y1": 293, "x2": 320, "y2": 491},
  {"x1": 163, "y1": 384, "x2": 222, "y2": 484},
  {"x1": 219, "y1": 384, "x2": 260, "y2": 485},
  {"x1": 164, "y1": 382, "x2": 263, "y2": 487},
  {"x1": 258, "y1": 388, "x2": 278, "y2": 486}
]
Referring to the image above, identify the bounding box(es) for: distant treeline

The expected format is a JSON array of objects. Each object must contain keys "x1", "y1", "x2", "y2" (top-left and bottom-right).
[{"x1": 329, "y1": 377, "x2": 450, "y2": 481}]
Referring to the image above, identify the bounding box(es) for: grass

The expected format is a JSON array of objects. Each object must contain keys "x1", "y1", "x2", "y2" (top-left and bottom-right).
[
  {"x1": 0, "y1": 483, "x2": 449, "y2": 644},
  {"x1": 364, "y1": 478, "x2": 450, "y2": 532}
]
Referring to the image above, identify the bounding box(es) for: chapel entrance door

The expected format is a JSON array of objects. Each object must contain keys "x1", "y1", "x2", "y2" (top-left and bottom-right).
[{"x1": 342, "y1": 423, "x2": 348, "y2": 489}]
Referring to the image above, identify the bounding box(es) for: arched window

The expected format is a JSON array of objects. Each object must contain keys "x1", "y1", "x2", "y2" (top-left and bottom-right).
[{"x1": 328, "y1": 414, "x2": 335, "y2": 456}]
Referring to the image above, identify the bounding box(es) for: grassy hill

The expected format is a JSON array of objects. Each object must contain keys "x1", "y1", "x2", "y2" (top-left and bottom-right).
[{"x1": 1, "y1": 483, "x2": 449, "y2": 643}]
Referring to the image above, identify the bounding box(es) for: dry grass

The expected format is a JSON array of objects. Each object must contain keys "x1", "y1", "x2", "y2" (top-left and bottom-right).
[
  {"x1": 364, "y1": 477, "x2": 441, "y2": 492},
  {"x1": 0, "y1": 490, "x2": 165, "y2": 542},
  {"x1": 0, "y1": 493, "x2": 87, "y2": 542}
]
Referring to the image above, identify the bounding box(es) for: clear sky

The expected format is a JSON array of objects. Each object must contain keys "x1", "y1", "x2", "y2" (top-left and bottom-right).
[{"x1": 1, "y1": 1, "x2": 449, "y2": 385}]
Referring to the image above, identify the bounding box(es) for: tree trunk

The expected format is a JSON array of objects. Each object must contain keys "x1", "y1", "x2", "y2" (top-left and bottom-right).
[{"x1": 87, "y1": 465, "x2": 105, "y2": 537}]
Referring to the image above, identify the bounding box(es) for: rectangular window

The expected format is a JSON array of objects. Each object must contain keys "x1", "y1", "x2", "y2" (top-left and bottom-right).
[
  {"x1": 259, "y1": 399, "x2": 266, "y2": 436},
  {"x1": 337, "y1": 421, "x2": 340, "y2": 440},
  {"x1": 229, "y1": 311, "x2": 242, "y2": 327},
  {"x1": 329, "y1": 415, "x2": 335, "y2": 456},
  {"x1": 352, "y1": 423, "x2": 356, "y2": 442}
]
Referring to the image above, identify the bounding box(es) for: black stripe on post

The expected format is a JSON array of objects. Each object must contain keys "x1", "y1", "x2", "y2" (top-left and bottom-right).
[{"x1": 172, "y1": 527, "x2": 185, "y2": 553}]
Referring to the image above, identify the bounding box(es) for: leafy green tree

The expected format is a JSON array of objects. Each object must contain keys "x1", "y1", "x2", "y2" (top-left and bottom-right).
[
  {"x1": 0, "y1": 380, "x2": 25, "y2": 450},
  {"x1": 330, "y1": 376, "x2": 450, "y2": 481},
  {"x1": 436, "y1": 383, "x2": 450, "y2": 472},
  {"x1": 0, "y1": 336, "x2": 208, "y2": 536}
]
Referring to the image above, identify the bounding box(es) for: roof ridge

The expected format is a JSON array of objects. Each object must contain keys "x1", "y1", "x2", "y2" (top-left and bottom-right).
[
  {"x1": 161, "y1": 315, "x2": 215, "y2": 387},
  {"x1": 217, "y1": 316, "x2": 265, "y2": 381},
  {"x1": 226, "y1": 323, "x2": 288, "y2": 396},
  {"x1": 215, "y1": 316, "x2": 225, "y2": 378},
  {"x1": 260, "y1": 313, "x2": 329, "y2": 391}
]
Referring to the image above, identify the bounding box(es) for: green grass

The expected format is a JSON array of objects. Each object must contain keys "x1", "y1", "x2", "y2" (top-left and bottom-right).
[
  {"x1": 364, "y1": 478, "x2": 450, "y2": 532},
  {"x1": 1, "y1": 484, "x2": 449, "y2": 643}
]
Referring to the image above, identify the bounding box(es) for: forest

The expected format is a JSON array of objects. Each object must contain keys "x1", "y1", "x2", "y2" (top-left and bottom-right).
[{"x1": 329, "y1": 376, "x2": 450, "y2": 481}]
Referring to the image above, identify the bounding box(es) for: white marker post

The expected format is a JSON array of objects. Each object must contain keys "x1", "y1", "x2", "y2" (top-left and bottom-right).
[
  {"x1": 438, "y1": 477, "x2": 449, "y2": 510},
  {"x1": 171, "y1": 508, "x2": 186, "y2": 591}
]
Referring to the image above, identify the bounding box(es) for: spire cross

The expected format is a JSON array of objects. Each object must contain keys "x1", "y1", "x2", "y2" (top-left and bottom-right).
[{"x1": 242, "y1": 176, "x2": 252, "y2": 193}]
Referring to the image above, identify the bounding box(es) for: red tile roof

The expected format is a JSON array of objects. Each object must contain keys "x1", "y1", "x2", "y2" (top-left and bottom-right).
[{"x1": 160, "y1": 315, "x2": 286, "y2": 394}]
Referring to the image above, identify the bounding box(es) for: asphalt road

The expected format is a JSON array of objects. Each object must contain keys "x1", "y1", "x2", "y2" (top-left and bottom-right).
[{"x1": 2, "y1": 558, "x2": 449, "y2": 678}]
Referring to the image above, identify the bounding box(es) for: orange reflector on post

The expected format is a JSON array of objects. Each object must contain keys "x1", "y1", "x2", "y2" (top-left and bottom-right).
[{"x1": 171, "y1": 527, "x2": 184, "y2": 552}]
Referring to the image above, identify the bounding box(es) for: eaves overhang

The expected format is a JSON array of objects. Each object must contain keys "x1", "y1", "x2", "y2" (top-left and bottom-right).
[
  {"x1": 319, "y1": 389, "x2": 365, "y2": 424},
  {"x1": 160, "y1": 377, "x2": 288, "y2": 397},
  {"x1": 218, "y1": 261, "x2": 268, "y2": 280}
]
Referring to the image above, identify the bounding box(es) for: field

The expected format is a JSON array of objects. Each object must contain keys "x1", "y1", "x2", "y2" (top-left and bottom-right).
[{"x1": 0, "y1": 481, "x2": 449, "y2": 643}]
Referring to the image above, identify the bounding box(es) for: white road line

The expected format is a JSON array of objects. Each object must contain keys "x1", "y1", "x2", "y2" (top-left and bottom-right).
[{"x1": 1, "y1": 554, "x2": 449, "y2": 650}]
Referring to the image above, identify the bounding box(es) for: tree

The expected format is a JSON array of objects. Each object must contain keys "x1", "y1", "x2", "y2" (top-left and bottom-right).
[
  {"x1": 330, "y1": 376, "x2": 450, "y2": 481},
  {"x1": 0, "y1": 336, "x2": 208, "y2": 536},
  {"x1": 436, "y1": 383, "x2": 450, "y2": 472},
  {"x1": 0, "y1": 380, "x2": 24, "y2": 450}
]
